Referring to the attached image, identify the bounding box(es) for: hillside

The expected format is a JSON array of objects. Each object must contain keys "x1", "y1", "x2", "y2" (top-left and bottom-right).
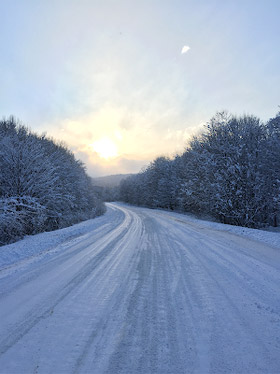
[{"x1": 92, "y1": 174, "x2": 133, "y2": 188}]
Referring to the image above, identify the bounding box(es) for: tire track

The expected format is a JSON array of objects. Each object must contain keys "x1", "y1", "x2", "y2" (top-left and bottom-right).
[{"x1": 0, "y1": 208, "x2": 133, "y2": 357}]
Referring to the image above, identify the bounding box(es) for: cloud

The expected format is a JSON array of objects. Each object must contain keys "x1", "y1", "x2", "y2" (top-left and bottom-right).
[
  {"x1": 181, "y1": 45, "x2": 190, "y2": 54},
  {"x1": 73, "y1": 147, "x2": 151, "y2": 177}
]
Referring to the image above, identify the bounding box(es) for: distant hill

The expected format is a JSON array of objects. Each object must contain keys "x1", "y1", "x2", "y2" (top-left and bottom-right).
[{"x1": 92, "y1": 174, "x2": 133, "y2": 188}]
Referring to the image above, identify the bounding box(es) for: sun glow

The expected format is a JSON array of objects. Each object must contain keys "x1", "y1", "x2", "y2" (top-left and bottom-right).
[{"x1": 91, "y1": 137, "x2": 118, "y2": 159}]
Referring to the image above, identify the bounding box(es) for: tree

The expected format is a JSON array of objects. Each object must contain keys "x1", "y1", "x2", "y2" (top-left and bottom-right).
[
  {"x1": 264, "y1": 112, "x2": 280, "y2": 226},
  {"x1": 0, "y1": 117, "x2": 105, "y2": 245},
  {"x1": 119, "y1": 111, "x2": 280, "y2": 229}
]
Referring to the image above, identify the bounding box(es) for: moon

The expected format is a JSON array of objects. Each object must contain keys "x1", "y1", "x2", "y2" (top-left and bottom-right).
[{"x1": 181, "y1": 45, "x2": 190, "y2": 54}]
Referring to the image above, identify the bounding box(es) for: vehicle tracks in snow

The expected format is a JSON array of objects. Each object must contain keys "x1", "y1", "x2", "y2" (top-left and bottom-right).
[{"x1": 0, "y1": 203, "x2": 280, "y2": 373}]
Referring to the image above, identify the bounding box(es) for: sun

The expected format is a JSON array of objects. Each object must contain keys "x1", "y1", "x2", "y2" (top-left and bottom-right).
[{"x1": 91, "y1": 137, "x2": 118, "y2": 159}]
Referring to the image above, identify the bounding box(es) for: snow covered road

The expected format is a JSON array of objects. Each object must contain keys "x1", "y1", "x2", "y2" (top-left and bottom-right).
[{"x1": 0, "y1": 203, "x2": 280, "y2": 373}]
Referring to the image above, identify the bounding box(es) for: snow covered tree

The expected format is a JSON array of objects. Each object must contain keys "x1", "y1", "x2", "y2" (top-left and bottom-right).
[
  {"x1": 264, "y1": 112, "x2": 280, "y2": 226},
  {"x1": 119, "y1": 111, "x2": 279, "y2": 228},
  {"x1": 0, "y1": 117, "x2": 105, "y2": 245},
  {"x1": 203, "y1": 113, "x2": 267, "y2": 227}
]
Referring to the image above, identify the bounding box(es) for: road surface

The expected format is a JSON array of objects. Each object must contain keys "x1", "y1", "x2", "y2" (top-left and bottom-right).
[{"x1": 0, "y1": 203, "x2": 280, "y2": 373}]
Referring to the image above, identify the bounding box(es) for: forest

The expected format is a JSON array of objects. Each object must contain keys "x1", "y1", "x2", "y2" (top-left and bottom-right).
[
  {"x1": 0, "y1": 117, "x2": 105, "y2": 246},
  {"x1": 1, "y1": 111, "x2": 280, "y2": 248},
  {"x1": 119, "y1": 111, "x2": 280, "y2": 228}
]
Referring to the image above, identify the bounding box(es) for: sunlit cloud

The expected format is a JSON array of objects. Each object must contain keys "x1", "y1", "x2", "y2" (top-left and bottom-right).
[
  {"x1": 45, "y1": 101, "x2": 204, "y2": 176},
  {"x1": 181, "y1": 45, "x2": 190, "y2": 54},
  {"x1": 114, "y1": 130, "x2": 123, "y2": 140}
]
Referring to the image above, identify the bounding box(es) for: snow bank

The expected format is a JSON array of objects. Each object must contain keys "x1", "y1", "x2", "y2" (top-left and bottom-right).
[
  {"x1": 117, "y1": 203, "x2": 280, "y2": 250},
  {"x1": 159, "y1": 209, "x2": 280, "y2": 249},
  {"x1": 0, "y1": 207, "x2": 114, "y2": 270},
  {"x1": 1, "y1": 203, "x2": 279, "y2": 272}
]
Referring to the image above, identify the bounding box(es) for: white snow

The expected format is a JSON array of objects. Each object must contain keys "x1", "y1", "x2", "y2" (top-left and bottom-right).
[
  {"x1": 0, "y1": 206, "x2": 116, "y2": 271},
  {"x1": 0, "y1": 203, "x2": 280, "y2": 373},
  {"x1": 122, "y1": 203, "x2": 280, "y2": 250}
]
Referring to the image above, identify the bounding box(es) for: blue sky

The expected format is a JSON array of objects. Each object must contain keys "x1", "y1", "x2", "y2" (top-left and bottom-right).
[{"x1": 0, "y1": 0, "x2": 279, "y2": 176}]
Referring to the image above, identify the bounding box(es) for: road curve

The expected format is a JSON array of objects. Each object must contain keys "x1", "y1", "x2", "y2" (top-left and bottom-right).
[{"x1": 0, "y1": 203, "x2": 280, "y2": 373}]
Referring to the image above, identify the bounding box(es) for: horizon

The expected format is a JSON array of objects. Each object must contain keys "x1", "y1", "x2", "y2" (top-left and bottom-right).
[{"x1": 1, "y1": 0, "x2": 279, "y2": 177}]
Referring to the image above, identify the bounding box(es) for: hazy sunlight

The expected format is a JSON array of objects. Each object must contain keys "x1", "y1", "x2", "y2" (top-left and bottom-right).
[{"x1": 91, "y1": 138, "x2": 118, "y2": 159}]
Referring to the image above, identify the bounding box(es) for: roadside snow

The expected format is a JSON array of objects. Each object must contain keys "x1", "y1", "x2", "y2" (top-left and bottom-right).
[
  {"x1": 117, "y1": 203, "x2": 280, "y2": 250},
  {"x1": 1, "y1": 203, "x2": 279, "y2": 272},
  {"x1": 0, "y1": 206, "x2": 117, "y2": 270}
]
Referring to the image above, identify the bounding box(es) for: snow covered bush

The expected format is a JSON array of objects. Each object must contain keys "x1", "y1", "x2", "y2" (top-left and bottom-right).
[{"x1": 0, "y1": 196, "x2": 47, "y2": 245}]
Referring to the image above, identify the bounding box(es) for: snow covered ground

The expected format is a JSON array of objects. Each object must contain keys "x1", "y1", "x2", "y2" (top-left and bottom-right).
[{"x1": 0, "y1": 203, "x2": 280, "y2": 373}]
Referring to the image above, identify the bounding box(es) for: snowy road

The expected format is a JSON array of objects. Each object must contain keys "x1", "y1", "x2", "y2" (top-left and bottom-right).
[{"x1": 0, "y1": 203, "x2": 280, "y2": 373}]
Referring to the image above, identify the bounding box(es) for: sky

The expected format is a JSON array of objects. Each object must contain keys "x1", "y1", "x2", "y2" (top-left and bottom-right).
[{"x1": 0, "y1": 0, "x2": 279, "y2": 177}]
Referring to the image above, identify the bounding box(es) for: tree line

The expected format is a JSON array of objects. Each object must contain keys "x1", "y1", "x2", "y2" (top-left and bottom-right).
[
  {"x1": 119, "y1": 112, "x2": 280, "y2": 228},
  {"x1": 0, "y1": 117, "x2": 105, "y2": 246}
]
